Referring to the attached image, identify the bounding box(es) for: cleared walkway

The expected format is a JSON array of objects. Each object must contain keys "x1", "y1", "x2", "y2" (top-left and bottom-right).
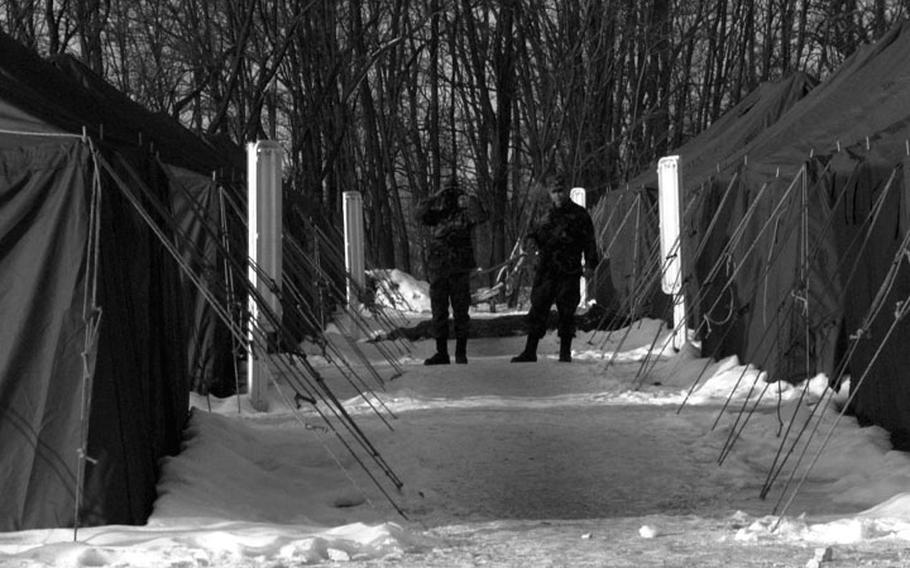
[{"x1": 316, "y1": 341, "x2": 860, "y2": 528}]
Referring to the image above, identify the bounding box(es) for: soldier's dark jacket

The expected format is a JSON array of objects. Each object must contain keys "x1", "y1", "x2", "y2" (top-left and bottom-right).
[
  {"x1": 528, "y1": 200, "x2": 599, "y2": 279},
  {"x1": 416, "y1": 190, "x2": 486, "y2": 278}
]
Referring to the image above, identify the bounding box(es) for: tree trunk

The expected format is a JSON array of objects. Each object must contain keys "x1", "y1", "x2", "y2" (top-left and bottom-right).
[{"x1": 490, "y1": 0, "x2": 515, "y2": 277}]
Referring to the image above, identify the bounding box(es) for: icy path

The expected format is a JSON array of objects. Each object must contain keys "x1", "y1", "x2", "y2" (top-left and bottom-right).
[
  {"x1": 294, "y1": 340, "x2": 909, "y2": 566},
  {"x1": 8, "y1": 325, "x2": 907, "y2": 567},
  {"x1": 309, "y1": 346, "x2": 860, "y2": 526}
]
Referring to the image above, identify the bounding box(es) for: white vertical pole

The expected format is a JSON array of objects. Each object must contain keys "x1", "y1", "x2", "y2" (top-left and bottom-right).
[
  {"x1": 657, "y1": 155, "x2": 687, "y2": 350},
  {"x1": 570, "y1": 187, "x2": 588, "y2": 306},
  {"x1": 247, "y1": 140, "x2": 283, "y2": 411},
  {"x1": 343, "y1": 191, "x2": 365, "y2": 308}
]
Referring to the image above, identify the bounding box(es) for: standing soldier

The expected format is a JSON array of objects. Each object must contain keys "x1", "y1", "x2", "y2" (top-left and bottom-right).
[
  {"x1": 512, "y1": 173, "x2": 599, "y2": 363},
  {"x1": 417, "y1": 177, "x2": 487, "y2": 365}
]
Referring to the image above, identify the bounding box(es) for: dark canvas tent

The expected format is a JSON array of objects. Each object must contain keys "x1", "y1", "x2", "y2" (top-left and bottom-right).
[
  {"x1": 47, "y1": 54, "x2": 246, "y2": 396},
  {"x1": 0, "y1": 34, "x2": 240, "y2": 530},
  {"x1": 605, "y1": 21, "x2": 910, "y2": 444},
  {"x1": 677, "y1": 20, "x2": 910, "y2": 443},
  {"x1": 594, "y1": 72, "x2": 815, "y2": 323},
  {"x1": 48, "y1": 55, "x2": 243, "y2": 175},
  {"x1": 624, "y1": 71, "x2": 816, "y2": 192},
  {"x1": 51, "y1": 52, "x2": 338, "y2": 362},
  {"x1": 591, "y1": 187, "x2": 664, "y2": 319}
]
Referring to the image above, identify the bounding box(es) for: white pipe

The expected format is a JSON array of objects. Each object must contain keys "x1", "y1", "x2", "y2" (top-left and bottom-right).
[
  {"x1": 570, "y1": 187, "x2": 588, "y2": 306},
  {"x1": 343, "y1": 191, "x2": 365, "y2": 308},
  {"x1": 247, "y1": 140, "x2": 284, "y2": 411},
  {"x1": 657, "y1": 155, "x2": 687, "y2": 350}
]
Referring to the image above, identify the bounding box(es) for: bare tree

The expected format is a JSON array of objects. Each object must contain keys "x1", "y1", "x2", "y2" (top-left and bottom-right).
[{"x1": 1, "y1": 0, "x2": 906, "y2": 275}]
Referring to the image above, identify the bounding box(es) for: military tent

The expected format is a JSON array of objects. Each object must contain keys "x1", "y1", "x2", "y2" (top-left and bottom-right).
[
  {"x1": 0, "y1": 33, "x2": 241, "y2": 530},
  {"x1": 605, "y1": 20, "x2": 910, "y2": 445},
  {"x1": 682, "y1": 21, "x2": 910, "y2": 444},
  {"x1": 47, "y1": 54, "x2": 245, "y2": 396},
  {"x1": 594, "y1": 71, "x2": 815, "y2": 325}
]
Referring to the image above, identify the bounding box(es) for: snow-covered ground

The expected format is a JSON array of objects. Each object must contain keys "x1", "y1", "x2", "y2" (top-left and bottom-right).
[{"x1": 3, "y1": 273, "x2": 910, "y2": 567}]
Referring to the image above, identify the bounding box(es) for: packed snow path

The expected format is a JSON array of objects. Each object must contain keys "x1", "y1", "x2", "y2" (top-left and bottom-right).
[
  {"x1": 6, "y1": 324, "x2": 910, "y2": 567},
  {"x1": 301, "y1": 334, "x2": 860, "y2": 527}
]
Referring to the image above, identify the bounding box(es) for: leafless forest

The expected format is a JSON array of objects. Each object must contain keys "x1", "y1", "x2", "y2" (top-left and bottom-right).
[{"x1": 1, "y1": 0, "x2": 907, "y2": 276}]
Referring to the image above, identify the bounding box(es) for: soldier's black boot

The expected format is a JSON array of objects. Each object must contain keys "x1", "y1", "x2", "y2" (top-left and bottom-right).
[
  {"x1": 424, "y1": 338, "x2": 450, "y2": 365},
  {"x1": 559, "y1": 336, "x2": 572, "y2": 362},
  {"x1": 455, "y1": 337, "x2": 468, "y2": 364},
  {"x1": 511, "y1": 336, "x2": 539, "y2": 363}
]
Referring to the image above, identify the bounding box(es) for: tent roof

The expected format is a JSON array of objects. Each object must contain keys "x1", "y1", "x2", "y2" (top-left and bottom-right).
[
  {"x1": 0, "y1": 33, "x2": 109, "y2": 145},
  {"x1": 0, "y1": 31, "x2": 241, "y2": 175},
  {"x1": 49, "y1": 55, "x2": 243, "y2": 175},
  {"x1": 699, "y1": 20, "x2": 910, "y2": 185},
  {"x1": 624, "y1": 71, "x2": 815, "y2": 191}
]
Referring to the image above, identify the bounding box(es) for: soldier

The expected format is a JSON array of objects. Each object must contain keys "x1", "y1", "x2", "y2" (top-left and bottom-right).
[
  {"x1": 511, "y1": 174, "x2": 599, "y2": 363},
  {"x1": 417, "y1": 177, "x2": 487, "y2": 365}
]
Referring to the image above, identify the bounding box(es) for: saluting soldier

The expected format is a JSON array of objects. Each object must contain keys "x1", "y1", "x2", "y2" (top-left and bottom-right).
[{"x1": 417, "y1": 177, "x2": 487, "y2": 365}]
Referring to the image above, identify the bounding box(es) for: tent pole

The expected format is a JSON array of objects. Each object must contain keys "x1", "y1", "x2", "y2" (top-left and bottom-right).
[
  {"x1": 218, "y1": 187, "x2": 243, "y2": 412},
  {"x1": 74, "y1": 157, "x2": 103, "y2": 542}
]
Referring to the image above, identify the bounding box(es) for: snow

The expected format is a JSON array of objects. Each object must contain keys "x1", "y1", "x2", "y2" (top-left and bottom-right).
[{"x1": 3, "y1": 271, "x2": 910, "y2": 567}]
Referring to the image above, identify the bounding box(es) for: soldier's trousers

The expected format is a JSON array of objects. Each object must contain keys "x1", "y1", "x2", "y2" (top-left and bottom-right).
[
  {"x1": 429, "y1": 270, "x2": 471, "y2": 340},
  {"x1": 526, "y1": 273, "x2": 581, "y2": 340}
]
